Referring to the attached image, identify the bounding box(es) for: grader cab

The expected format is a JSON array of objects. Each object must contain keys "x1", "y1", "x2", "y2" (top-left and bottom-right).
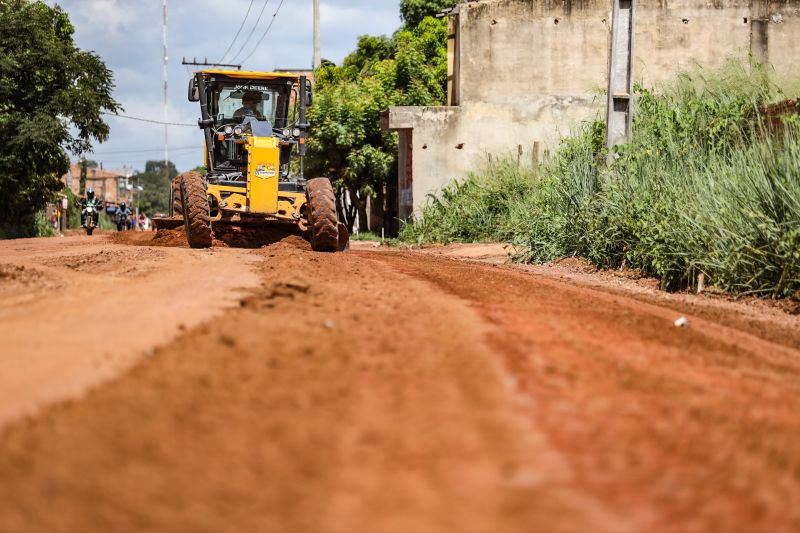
[{"x1": 159, "y1": 70, "x2": 346, "y2": 251}]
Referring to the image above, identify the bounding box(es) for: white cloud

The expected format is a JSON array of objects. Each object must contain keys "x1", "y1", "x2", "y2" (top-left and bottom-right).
[{"x1": 48, "y1": 0, "x2": 402, "y2": 171}]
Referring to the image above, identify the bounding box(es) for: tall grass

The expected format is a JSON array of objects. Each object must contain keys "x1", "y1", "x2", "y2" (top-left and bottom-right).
[{"x1": 402, "y1": 62, "x2": 800, "y2": 297}]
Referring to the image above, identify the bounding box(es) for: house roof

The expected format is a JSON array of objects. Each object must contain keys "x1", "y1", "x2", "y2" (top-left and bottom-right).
[{"x1": 65, "y1": 164, "x2": 128, "y2": 180}]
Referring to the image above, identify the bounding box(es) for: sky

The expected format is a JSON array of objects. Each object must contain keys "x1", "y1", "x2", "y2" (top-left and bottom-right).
[{"x1": 47, "y1": 0, "x2": 402, "y2": 173}]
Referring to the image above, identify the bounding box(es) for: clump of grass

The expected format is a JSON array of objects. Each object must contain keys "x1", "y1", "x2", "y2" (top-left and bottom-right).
[
  {"x1": 401, "y1": 157, "x2": 541, "y2": 244},
  {"x1": 402, "y1": 61, "x2": 800, "y2": 297}
]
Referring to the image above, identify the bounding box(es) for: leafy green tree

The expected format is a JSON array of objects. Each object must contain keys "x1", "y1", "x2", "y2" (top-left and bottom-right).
[
  {"x1": 144, "y1": 160, "x2": 178, "y2": 177},
  {"x1": 307, "y1": 78, "x2": 397, "y2": 230},
  {"x1": 0, "y1": 0, "x2": 119, "y2": 237},
  {"x1": 134, "y1": 160, "x2": 178, "y2": 216},
  {"x1": 342, "y1": 35, "x2": 395, "y2": 73},
  {"x1": 400, "y1": 0, "x2": 458, "y2": 28},
  {"x1": 307, "y1": 15, "x2": 449, "y2": 231}
]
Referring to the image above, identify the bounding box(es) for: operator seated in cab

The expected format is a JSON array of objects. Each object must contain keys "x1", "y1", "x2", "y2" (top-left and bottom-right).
[{"x1": 233, "y1": 90, "x2": 264, "y2": 121}]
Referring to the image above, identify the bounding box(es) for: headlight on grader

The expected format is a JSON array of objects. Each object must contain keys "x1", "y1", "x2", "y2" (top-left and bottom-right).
[
  {"x1": 224, "y1": 125, "x2": 233, "y2": 135},
  {"x1": 234, "y1": 126, "x2": 243, "y2": 136},
  {"x1": 293, "y1": 127, "x2": 301, "y2": 138},
  {"x1": 282, "y1": 128, "x2": 291, "y2": 138}
]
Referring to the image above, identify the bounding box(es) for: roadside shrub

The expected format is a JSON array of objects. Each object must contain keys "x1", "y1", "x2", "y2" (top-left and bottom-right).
[{"x1": 403, "y1": 61, "x2": 800, "y2": 297}]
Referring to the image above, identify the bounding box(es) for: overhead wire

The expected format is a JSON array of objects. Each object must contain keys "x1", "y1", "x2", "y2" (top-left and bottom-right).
[
  {"x1": 218, "y1": 0, "x2": 257, "y2": 63},
  {"x1": 90, "y1": 147, "x2": 200, "y2": 165},
  {"x1": 90, "y1": 145, "x2": 198, "y2": 155},
  {"x1": 102, "y1": 112, "x2": 195, "y2": 127},
  {"x1": 240, "y1": 0, "x2": 286, "y2": 65},
  {"x1": 229, "y1": 0, "x2": 271, "y2": 63}
]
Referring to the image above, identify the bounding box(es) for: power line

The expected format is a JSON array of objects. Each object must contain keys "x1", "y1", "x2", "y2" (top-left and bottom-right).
[
  {"x1": 229, "y1": 0, "x2": 271, "y2": 63},
  {"x1": 182, "y1": 57, "x2": 242, "y2": 70},
  {"x1": 241, "y1": 0, "x2": 286, "y2": 65},
  {"x1": 218, "y1": 0, "x2": 256, "y2": 63},
  {"x1": 102, "y1": 112, "x2": 195, "y2": 127},
  {"x1": 90, "y1": 145, "x2": 198, "y2": 156}
]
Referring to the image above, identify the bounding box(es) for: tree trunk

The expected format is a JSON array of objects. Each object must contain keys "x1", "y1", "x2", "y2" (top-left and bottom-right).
[
  {"x1": 345, "y1": 186, "x2": 369, "y2": 234},
  {"x1": 79, "y1": 159, "x2": 87, "y2": 196},
  {"x1": 335, "y1": 185, "x2": 357, "y2": 234},
  {"x1": 353, "y1": 189, "x2": 369, "y2": 234}
]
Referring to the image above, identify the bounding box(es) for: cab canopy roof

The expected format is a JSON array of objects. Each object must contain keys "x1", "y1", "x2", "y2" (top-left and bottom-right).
[{"x1": 199, "y1": 70, "x2": 300, "y2": 81}]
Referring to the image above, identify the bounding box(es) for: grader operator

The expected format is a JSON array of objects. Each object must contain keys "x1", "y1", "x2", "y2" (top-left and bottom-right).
[{"x1": 160, "y1": 70, "x2": 346, "y2": 251}]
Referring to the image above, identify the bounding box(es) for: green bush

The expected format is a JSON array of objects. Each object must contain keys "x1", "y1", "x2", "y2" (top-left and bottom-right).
[{"x1": 403, "y1": 62, "x2": 800, "y2": 297}]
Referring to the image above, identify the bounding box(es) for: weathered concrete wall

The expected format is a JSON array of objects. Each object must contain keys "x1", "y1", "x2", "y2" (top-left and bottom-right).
[{"x1": 386, "y1": 0, "x2": 800, "y2": 216}]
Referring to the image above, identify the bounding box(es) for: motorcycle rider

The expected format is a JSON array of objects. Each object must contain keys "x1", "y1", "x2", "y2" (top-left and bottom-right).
[
  {"x1": 80, "y1": 189, "x2": 102, "y2": 227},
  {"x1": 116, "y1": 202, "x2": 132, "y2": 230}
]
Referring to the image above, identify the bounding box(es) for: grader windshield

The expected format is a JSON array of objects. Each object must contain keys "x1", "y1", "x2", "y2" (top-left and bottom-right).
[{"x1": 211, "y1": 81, "x2": 291, "y2": 127}]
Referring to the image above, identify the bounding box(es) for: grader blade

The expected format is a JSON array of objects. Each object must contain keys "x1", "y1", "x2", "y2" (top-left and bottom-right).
[{"x1": 152, "y1": 216, "x2": 183, "y2": 230}]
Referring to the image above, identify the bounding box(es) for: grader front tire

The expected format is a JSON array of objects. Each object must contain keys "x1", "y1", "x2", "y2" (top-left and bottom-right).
[
  {"x1": 179, "y1": 172, "x2": 213, "y2": 249},
  {"x1": 306, "y1": 178, "x2": 339, "y2": 253}
]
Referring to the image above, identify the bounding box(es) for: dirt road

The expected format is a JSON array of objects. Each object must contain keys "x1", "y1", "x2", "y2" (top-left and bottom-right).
[
  {"x1": 0, "y1": 234, "x2": 259, "y2": 425},
  {"x1": 0, "y1": 232, "x2": 798, "y2": 532}
]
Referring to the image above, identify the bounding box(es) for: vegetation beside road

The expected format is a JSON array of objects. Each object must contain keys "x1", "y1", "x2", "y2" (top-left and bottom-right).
[
  {"x1": 306, "y1": 0, "x2": 456, "y2": 231},
  {"x1": 0, "y1": 0, "x2": 118, "y2": 238},
  {"x1": 403, "y1": 63, "x2": 800, "y2": 298}
]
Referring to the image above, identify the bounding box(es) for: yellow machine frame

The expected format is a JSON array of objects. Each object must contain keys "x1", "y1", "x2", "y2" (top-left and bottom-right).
[{"x1": 198, "y1": 70, "x2": 309, "y2": 225}]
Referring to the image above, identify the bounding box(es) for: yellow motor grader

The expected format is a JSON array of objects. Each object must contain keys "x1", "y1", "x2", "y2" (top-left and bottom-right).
[{"x1": 156, "y1": 70, "x2": 346, "y2": 251}]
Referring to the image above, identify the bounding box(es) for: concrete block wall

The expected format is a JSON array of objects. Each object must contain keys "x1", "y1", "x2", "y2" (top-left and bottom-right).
[{"x1": 386, "y1": 0, "x2": 800, "y2": 216}]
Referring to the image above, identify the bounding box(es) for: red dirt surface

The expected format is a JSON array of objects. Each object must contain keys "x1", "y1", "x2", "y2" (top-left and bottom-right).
[
  {"x1": 0, "y1": 235, "x2": 260, "y2": 426},
  {"x1": 0, "y1": 237, "x2": 798, "y2": 532}
]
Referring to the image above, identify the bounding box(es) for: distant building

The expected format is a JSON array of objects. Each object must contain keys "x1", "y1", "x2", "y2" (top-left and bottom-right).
[{"x1": 61, "y1": 164, "x2": 134, "y2": 203}]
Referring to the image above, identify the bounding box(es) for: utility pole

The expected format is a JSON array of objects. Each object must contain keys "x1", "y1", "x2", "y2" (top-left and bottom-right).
[
  {"x1": 313, "y1": 0, "x2": 321, "y2": 69},
  {"x1": 163, "y1": 0, "x2": 169, "y2": 186},
  {"x1": 605, "y1": 0, "x2": 636, "y2": 160},
  {"x1": 79, "y1": 157, "x2": 87, "y2": 195},
  {"x1": 182, "y1": 57, "x2": 242, "y2": 70}
]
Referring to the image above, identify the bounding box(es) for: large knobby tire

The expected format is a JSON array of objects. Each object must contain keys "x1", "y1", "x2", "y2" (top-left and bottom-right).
[
  {"x1": 179, "y1": 172, "x2": 213, "y2": 248},
  {"x1": 171, "y1": 175, "x2": 184, "y2": 217},
  {"x1": 306, "y1": 178, "x2": 339, "y2": 253}
]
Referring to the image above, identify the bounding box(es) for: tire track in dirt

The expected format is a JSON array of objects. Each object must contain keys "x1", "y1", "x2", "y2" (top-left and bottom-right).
[{"x1": 369, "y1": 250, "x2": 800, "y2": 532}]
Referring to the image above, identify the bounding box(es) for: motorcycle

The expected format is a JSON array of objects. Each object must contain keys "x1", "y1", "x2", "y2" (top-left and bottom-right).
[
  {"x1": 82, "y1": 205, "x2": 98, "y2": 236},
  {"x1": 116, "y1": 210, "x2": 131, "y2": 231}
]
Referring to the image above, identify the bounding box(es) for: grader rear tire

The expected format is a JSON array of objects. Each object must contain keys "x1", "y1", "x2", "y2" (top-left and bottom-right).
[
  {"x1": 179, "y1": 172, "x2": 213, "y2": 249},
  {"x1": 306, "y1": 178, "x2": 339, "y2": 253}
]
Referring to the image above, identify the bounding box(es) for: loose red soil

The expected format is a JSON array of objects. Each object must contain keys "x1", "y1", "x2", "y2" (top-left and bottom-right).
[{"x1": 0, "y1": 237, "x2": 798, "y2": 532}]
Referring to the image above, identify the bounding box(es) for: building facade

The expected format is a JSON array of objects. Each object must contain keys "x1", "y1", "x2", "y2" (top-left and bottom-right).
[
  {"x1": 61, "y1": 164, "x2": 134, "y2": 204},
  {"x1": 383, "y1": 0, "x2": 800, "y2": 218}
]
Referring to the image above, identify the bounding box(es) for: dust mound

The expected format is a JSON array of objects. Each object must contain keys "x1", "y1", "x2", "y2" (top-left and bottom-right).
[
  {"x1": 108, "y1": 231, "x2": 163, "y2": 247},
  {"x1": 116, "y1": 225, "x2": 311, "y2": 250},
  {"x1": 41, "y1": 249, "x2": 165, "y2": 277},
  {"x1": 0, "y1": 263, "x2": 56, "y2": 294},
  {"x1": 151, "y1": 228, "x2": 189, "y2": 247},
  {"x1": 212, "y1": 226, "x2": 310, "y2": 250},
  {"x1": 108, "y1": 227, "x2": 190, "y2": 247},
  {"x1": 0, "y1": 264, "x2": 40, "y2": 283},
  {"x1": 260, "y1": 234, "x2": 312, "y2": 253}
]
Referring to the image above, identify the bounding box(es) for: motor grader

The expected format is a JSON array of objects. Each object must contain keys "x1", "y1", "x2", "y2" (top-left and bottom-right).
[{"x1": 156, "y1": 70, "x2": 346, "y2": 251}]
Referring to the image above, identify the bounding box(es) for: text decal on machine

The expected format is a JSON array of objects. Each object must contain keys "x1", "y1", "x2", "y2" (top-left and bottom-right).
[{"x1": 255, "y1": 164, "x2": 277, "y2": 179}]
